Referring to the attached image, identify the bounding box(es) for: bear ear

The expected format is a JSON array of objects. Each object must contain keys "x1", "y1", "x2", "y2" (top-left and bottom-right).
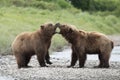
[
  {"x1": 69, "y1": 28, "x2": 73, "y2": 33},
  {"x1": 40, "y1": 25, "x2": 44, "y2": 29}
]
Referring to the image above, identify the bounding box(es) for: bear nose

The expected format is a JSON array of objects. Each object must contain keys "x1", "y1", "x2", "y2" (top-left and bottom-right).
[{"x1": 55, "y1": 23, "x2": 61, "y2": 27}]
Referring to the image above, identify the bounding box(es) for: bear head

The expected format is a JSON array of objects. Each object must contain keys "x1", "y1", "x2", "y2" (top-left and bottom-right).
[
  {"x1": 55, "y1": 23, "x2": 78, "y2": 43},
  {"x1": 40, "y1": 23, "x2": 57, "y2": 37}
]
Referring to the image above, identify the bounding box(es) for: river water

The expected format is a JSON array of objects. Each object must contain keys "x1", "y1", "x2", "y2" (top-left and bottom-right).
[{"x1": 51, "y1": 46, "x2": 120, "y2": 62}]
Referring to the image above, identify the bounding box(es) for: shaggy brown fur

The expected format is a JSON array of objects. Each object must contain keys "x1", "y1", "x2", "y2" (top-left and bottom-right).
[
  {"x1": 56, "y1": 23, "x2": 114, "y2": 68},
  {"x1": 12, "y1": 23, "x2": 57, "y2": 68}
]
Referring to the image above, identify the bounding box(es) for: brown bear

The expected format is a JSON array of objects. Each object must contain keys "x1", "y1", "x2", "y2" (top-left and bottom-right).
[
  {"x1": 55, "y1": 23, "x2": 114, "y2": 68},
  {"x1": 12, "y1": 23, "x2": 57, "y2": 68}
]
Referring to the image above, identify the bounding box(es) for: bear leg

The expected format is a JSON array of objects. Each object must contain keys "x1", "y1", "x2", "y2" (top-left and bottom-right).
[
  {"x1": 37, "y1": 53, "x2": 47, "y2": 67},
  {"x1": 102, "y1": 53, "x2": 110, "y2": 68},
  {"x1": 15, "y1": 53, "x2": 30, "y2": 68},
  {"x1": 96, "y1": 54, "x2": 104, "y2": 68},
  {"x1": 78, "y1": 53, "x2": 86, "y2": 68},
  {"x1": 25, "y1": 55, "x2": 32, "y2": 67},
  {"x1": 67, "y1": 51, "x2": 78, "y2": 68},
  {"x1": 45, "y1": 51, "x2": 52, "y2": 65},
  {"x1": 95, "y1": 53, "x2": 110, "y2": 68}
]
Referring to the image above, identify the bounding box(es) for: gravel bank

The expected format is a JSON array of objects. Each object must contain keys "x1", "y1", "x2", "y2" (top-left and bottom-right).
[{"x1": 0, "y1": 55, "x2": 120, "y2": 80}]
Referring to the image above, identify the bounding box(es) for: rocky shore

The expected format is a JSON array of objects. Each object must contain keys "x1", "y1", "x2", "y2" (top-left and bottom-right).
[{"x1": 0, "y1": 55, "x2": 120, "y2": 80}]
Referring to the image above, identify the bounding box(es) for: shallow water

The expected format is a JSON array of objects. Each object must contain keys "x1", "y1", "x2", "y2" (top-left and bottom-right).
[
  {"x1": 112, "y1": 46, "x2": 120, "y2": 54},
  {"x1": 51, "y1": 46, "x2": 120, "y2": 62}
]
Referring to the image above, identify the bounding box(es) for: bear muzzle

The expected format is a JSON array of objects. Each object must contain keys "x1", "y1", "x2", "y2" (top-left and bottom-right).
[{"x1": 55, "y1": 23, "x2": 62, "y2": 34}]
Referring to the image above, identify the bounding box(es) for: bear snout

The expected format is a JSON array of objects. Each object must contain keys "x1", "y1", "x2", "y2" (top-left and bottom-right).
[{"x1": 55, "y1": 23, "x2": 61, "y2": 28}]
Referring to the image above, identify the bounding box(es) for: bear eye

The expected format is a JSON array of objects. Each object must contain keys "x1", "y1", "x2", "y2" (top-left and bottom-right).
[
  {"x1": 68, "y1": 28, "x2": 73, "y2": 33},
  {"x1": 40, "y1": 25, "x2": 44, "y2": 29}
]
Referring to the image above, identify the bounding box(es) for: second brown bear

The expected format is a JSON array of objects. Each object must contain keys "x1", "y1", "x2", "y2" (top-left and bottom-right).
[
  {"x1": 56, "y1": 23, "x2": 114, "y2": 68},
  {"x1": 12, "y1": 23, "x2": 57, "y2": 68}
]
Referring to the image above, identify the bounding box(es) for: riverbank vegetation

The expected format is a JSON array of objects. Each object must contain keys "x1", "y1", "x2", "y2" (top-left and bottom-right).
[{"x1": 0, "y1": 0, "x2": 120, "y2": 54}]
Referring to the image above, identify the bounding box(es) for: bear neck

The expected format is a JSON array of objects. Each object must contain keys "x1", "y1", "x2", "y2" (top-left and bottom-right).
[
  {"x1": 44, "y1": 35, "x2": 52, "y2": 41},
  {"x1": 63, "y1": 33, "x2": 78, "y2": 44},
  {"x1": 39, "y1": 30, "x2": 53, "y2": 42}
]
